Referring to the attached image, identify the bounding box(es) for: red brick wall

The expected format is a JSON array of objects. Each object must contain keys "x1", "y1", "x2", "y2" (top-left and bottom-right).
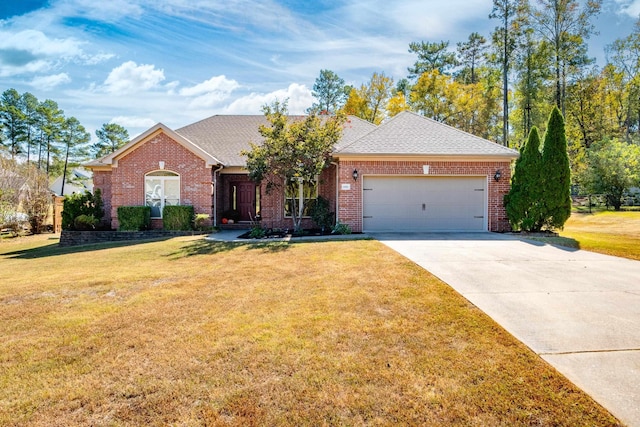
[
  {"x1": 337, "y1": 160, "x2": 512, "y2": 233},
  {"x1": 256, "y1": 164, "x2": 337, "y2": 230},
  {"x1": 100, "y1": 132, "x2": 213, "y2": 229}
]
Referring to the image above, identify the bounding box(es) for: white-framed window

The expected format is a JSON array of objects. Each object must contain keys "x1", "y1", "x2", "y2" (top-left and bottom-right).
[
  {"x1": 284, "y1": 178, "x2": 318, "y2": 217},
  {"x1": 145, "y1": 170, "x2": 180, "y2": 218}
]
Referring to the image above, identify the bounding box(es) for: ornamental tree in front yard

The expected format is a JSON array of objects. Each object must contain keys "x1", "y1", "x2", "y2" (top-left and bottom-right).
[{"x1": 242, "y1": 100, "x2": 345, "y2": 232}]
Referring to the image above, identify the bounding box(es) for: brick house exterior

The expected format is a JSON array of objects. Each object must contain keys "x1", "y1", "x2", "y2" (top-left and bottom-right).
[{"x1": 86, "y1": 112, "x2": 518, "y2": 233}]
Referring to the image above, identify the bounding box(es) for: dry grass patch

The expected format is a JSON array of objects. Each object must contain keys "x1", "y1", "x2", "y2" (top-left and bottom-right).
[{"x1": 0, "y1": 235, "x2": 620, "y2": 426}]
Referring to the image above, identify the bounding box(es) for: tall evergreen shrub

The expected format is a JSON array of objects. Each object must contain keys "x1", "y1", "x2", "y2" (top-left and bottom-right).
[
  {"x1": 541, "y1": 107, "x2": 572, "y2": 229},
  {"x1": 505, "y1": 127, "x2": 543, "y2": 231}
]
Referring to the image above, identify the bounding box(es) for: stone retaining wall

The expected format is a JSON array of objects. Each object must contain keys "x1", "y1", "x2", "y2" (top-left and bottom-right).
[{"x1": 59, "y1": 230, "x2": 207, "y2": 247}]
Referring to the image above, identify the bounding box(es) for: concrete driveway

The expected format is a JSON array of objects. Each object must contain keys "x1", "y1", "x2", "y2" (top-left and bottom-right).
[{"x1": 373, "y1": 232, "x2": 640, "y2": 427}]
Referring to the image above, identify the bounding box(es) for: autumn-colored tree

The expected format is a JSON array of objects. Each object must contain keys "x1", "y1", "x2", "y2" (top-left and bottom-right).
[
  {"x1": 342, "y1": 72, "x2": 394, "y2": 124},
  {"x1": 242, "y1": 101, "x2": 345, "y2": 232}
]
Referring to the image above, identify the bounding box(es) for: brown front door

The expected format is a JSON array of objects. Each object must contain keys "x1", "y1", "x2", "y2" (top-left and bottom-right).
[{"x1": 235, "y1": 182, "x2": 256, "y2": 221}]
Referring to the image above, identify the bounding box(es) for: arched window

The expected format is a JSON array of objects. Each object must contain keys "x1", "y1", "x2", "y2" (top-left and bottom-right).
[{"x1": 145, "y1": 171, "x2": 180, "y2": 218}]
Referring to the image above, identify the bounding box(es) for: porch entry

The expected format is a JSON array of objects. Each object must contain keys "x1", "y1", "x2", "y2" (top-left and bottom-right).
[{"x1": 230, "y1": 181, "x2": 258, "y2": 222}]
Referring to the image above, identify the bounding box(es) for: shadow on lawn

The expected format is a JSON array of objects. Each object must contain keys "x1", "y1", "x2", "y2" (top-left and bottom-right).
[
  {"x1": 167, "y1": 239, "x2": 290, "y2": 259},
  {"x1": 518, "y1": 235, "x2": 581, "y2": 251},
  {"x1": 1, "y1": 237, "x2": 178, "y2": 259}
]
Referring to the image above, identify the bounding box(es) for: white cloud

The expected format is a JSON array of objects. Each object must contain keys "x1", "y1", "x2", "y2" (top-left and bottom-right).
[
  {"x1": 223, "y1": 83, "x2": 313, "y2": 115},
  {"x1": 0, "y1": 29, "x2": 84, "y2": 77},
  {"x1": 179, "y1": 75, "x2": 241, "y2": 108},
  {"x1": 614, "y1": 0, "x2": 640, "y2": 17},
  {"x1": 103, "y1": 61, "x2": 165, "y2": 94},
  {"x1": 110, "y1": 115, "x2": 157, "y2": 128},
  {"x1": 30, "y1": 73, "x2": 71, "y2": 90},
  {"x1": 82, "y1": 52, "x2": 116, "y2": 65}
]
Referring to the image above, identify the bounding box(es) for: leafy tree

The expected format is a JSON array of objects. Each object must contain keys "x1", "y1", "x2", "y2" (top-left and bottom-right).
[
  {"x1": 456, "y1": 32, "x2": 488, "y2": 84},
  {"x1": 242, "y1": 100, "x2": 345, "y2": 232},
  {"x1": 410, "y1": 70, "x2": 460, "y2": 123},
  {"x1": 94, "y1": 122, "x2": 129, "y2": 158},
  {"x1": 407, "y1": 41, "x2": 458, "y2": 78},
  {"x1": 21, "y1": 162, "x2": 51, "y2": 234},
  {"x1": 530, "y1": 0, "x2": 601, "y2": 115},
  {"x1": 309, "y1": 69, "x2": 348, "y2": 114},
  {"x1": 512, "y1": 27, "x2": 552, "y2": 143},
  {"x1": 579, "y1": 139, "x2": 640, "y2": 210},
  {"x1": 37, "y1": 99, "x2": 65, "y2": 173},
  {"x1": 342, "y1": 72, "x2": 394, "y2": 124},
  {"x1": 490, "y1": 0, "x2": 529, "y2": 147},
  {"x1": 60, "y1": 117, "x2": 90, "y2": 196},
  {"x1": 540, "y1": 106, "x2": 572, "y2": 229},
  {"x1": 20, "y1": 92, "x2": 39, "y2": 163},
  {"x1": 505, "y1": 127, "x2": 544, "y2": 231},
  {"x1": 0, "y1": 89, "x2": 26, "y2": 159}
]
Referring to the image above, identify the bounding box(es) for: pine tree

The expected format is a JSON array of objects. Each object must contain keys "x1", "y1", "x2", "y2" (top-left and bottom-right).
[
  {"x1": 505, "y1": 126, "x2": 543, "y2": 230},
  {"x1": 541, "y1": 107, "x2": 572, "y2": 229}
]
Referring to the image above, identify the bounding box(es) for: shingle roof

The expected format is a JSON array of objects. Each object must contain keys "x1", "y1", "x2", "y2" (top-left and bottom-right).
[
  {"x1": 175, "y1": 114, "x2": 378, "y2": 166},
  {"x1": 336, "y1": 111, "x2": 519, "y2": 158}
]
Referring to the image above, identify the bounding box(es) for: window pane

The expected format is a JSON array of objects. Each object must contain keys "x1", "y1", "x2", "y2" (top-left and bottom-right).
[
  {"x1": 164, "y1": 179, "x2": 180, "y2": 200},
  {"x1": 147, "y1": 171, "x2": 178, "y2": 177}
]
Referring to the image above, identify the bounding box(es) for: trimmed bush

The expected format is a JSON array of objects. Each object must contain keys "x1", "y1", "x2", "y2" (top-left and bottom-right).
[
  {"x1": 162, "y1": 205, "x2": 195, "y2": 231},
  {"x1": 62, "y1": 189, "x2": 104, "y2": 230},
  {"x1": 117, "y1": 206, "x2": 151, "y2": 231},
  {"x1": 74, "y1": 214, "x2": 98, "y2": 230}
]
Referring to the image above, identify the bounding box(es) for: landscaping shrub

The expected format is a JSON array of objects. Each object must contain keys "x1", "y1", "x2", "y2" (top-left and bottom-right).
[
  {"x1": 309, "y1": 195, "x2": 334, "y2": 232},
  {"x1": 73, "y1": 214, "x2": 98, "y2": 230},
  {"x1": 62, "y1": 189, "x2": 104, "y2": 230},
  {"x1": 117, "y1": 206, "x2": 151, "y2": 231},
  {"x1": 194, "y1": 213, "x2": 211, "y2": 231},
  {"x1": 332, "y1": 221, "x2": 352, "y2": 235},
  {"x1": 162, "y1": 205, "x2": 195, "y2": 231}
]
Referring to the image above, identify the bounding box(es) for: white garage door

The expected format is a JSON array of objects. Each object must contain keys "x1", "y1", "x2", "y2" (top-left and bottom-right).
[{"x1": 362, "y1": 176, "x2": 487, "y2": 232}]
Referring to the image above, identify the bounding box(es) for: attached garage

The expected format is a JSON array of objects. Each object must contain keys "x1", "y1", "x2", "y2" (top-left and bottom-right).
[{"x1": 362, "y1": 176, "x2": 487, "y2": 232}]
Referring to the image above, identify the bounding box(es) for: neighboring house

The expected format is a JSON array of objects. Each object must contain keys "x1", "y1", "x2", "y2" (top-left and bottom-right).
[
  {"x1": 50, "y1": 168, "x2": 94, "y2": 196},
  {"x1": 85, "y1": 111, "x2": 518, "y2": 233}
]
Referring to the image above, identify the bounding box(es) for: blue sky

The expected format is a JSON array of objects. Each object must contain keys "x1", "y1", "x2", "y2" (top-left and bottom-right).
[{"x1": 0, "y1": 0, "x2": 639, "y2": 140}]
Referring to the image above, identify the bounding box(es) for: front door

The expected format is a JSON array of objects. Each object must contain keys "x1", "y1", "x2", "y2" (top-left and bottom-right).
[{"x1": 235, "y1": 182, "x2": 256, "y2": 221}]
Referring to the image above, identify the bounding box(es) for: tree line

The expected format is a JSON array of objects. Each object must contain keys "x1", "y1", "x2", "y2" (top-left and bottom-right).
[
  {"x1": 0, "y1": 89, "x2": 129, "y2": 234},
  {"x1": 0, "y1": 89, "x2": 129, "y2": 175},
  {"x1": 309, "y1": 0, "x2": 640, "y2": 208}
]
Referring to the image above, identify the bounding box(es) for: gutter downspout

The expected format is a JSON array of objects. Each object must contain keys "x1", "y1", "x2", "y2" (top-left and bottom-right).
[
  {"x1": 331, "y1": 161, "x2": 339, "y2": 224},
  {"x1": 213, "y1": 164, "x2": 224, "y2": 227}
]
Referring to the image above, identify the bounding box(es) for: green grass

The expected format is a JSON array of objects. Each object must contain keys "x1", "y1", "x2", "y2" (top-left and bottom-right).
[
  {"x1": 0, "y1": 235, "x2": 620, "y2": 426},
  {"x1": 544, "y1": 211, "x2": 640, "y2": 260}
]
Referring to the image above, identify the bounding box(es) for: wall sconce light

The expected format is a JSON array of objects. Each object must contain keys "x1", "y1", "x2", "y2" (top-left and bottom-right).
[
  {"x1": 352, "y1": 169, "x2": 359, "y2": 181},
  {"x1": 494, "y1": 169, "x2": 502, "y2": 182}
]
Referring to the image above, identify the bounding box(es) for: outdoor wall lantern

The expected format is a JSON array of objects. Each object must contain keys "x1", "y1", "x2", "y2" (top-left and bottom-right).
[
  {"x1": 494, "y1": 169, "x2": 502, "y2": 182},
  {"x1": 352, "y1": 169, "x2": 359, "y2": 181}
]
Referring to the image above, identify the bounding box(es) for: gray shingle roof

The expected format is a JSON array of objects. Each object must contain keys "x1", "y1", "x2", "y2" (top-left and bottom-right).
[
  {"x1": 336, "y1": 111, "x2": 519, "y2": 158},
  {"x1": 175, "y1": 114, "x2": 378, "y2": 166}
]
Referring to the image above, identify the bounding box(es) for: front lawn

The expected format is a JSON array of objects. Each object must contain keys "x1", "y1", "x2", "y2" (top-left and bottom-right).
[
  {"x1": 556, "y1": 211, "x2": 640, "y2": 260},
  {"x1": 0, "y1": 235, "x2": 619, "y2": 426}
]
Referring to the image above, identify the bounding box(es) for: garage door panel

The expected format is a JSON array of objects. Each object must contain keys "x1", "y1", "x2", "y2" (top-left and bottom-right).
[{"x1": 363, "y1": 176, "x2": 486, "y2": 232}]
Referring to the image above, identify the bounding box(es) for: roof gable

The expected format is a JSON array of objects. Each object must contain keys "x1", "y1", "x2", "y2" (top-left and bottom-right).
[
  {"x1": 85, "y1": 123, "x2": 221, "y2": 169},
  {"x1": 335, "y1": 111, "x2": 518, "y2": 158}
]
